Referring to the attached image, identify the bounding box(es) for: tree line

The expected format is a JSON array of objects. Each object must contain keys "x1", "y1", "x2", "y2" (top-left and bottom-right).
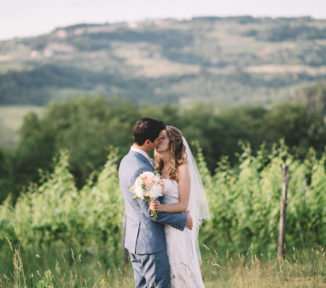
[{"x1": 1, "y1": 95, "x2": 326, "y2": 203}]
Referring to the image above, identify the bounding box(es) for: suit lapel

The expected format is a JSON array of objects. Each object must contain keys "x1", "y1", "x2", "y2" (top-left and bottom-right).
[{"x1": 130, "y1": 150, "x2": 154, "y2": 169}]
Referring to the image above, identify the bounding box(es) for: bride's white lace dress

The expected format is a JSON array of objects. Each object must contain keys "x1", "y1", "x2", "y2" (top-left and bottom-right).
[{"x1": 163, "y1": 179, "x2": 205, "y2": 288}]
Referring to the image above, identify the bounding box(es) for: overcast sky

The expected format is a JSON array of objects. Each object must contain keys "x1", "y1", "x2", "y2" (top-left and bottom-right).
[{"x1": 0, "y1": 0, "x2": 326, "y2": 40}]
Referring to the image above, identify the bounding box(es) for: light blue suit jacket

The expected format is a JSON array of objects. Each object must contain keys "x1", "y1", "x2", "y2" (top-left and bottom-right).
[{"x1": 119, "y1": 149, "x2": 187, "y2": 254}]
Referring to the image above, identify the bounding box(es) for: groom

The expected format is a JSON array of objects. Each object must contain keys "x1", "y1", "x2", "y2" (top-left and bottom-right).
[{"x1": 119, "y1": 118, "x2": 193, "y2": 288}]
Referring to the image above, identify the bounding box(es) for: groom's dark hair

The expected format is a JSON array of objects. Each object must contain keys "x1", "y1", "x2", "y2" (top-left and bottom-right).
[{"x1": 133, "y1": 118, "x2": 166, "y2": 145}]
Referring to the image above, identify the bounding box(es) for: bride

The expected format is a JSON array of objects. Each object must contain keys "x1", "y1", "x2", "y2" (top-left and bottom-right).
[{"x1": 149, "y1": 126, "x2": 210, "y2": 288}]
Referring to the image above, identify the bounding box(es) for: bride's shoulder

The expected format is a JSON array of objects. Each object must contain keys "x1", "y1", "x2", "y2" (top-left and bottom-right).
[
  {"x1": 177, "y1": 163, "x2": 190, "y2": 179},
  {"x1": 178, "y1": 162, "x2": 189, "y2": 171}
]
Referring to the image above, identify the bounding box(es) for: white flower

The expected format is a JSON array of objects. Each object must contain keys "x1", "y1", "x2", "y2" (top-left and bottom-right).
[
  {"x1": 134, "y1": 178, "x2": 144, "y2": 198},
  {"x1": 130, "y1": 171, "x2": 165, "y2": 200},
  {"x1": 149, "y1": 184, "x2": 163, "y2": 198}
]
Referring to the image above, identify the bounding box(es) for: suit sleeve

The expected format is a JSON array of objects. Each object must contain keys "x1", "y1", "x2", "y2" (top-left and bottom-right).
[
  {"x1": 150, "y1": 208, "x2": 187, "y2": 231},
  {"x1": 130, "y1": 168, "x2": 188, "y2": 231}
]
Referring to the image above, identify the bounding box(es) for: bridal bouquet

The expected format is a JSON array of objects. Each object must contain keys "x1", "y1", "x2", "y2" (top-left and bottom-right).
[{"x1": 129, "y1": 171, "x2": 165, "y2": 217}]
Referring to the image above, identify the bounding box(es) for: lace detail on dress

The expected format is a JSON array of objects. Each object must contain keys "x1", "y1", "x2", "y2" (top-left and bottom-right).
[{"x1": 163, "y1": 179, "x2": 205, "y2": 288}]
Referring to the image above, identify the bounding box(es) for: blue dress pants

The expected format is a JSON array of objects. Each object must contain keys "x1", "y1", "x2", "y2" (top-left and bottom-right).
[{"x1": 129, "y1": 250, "x2": 170, "y2": 288}]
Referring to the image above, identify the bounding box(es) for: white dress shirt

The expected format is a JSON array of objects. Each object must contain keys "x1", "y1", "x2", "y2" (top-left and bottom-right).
[{"x1": 130, "y1": 146, "x2": 154, "y2": 167}]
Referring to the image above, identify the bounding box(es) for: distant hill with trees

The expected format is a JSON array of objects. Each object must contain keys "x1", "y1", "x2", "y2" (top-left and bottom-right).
[{"x1": 1, "y1": 16, "x2": 326, "y2": 107}]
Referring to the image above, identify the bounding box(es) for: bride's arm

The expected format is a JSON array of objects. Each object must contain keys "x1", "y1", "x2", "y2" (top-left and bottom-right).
[{"x1": 149, "y1": 164, "x2": 190, "y2": 213}]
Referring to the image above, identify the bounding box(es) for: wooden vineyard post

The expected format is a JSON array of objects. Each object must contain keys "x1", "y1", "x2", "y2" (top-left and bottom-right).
[{"x1": 278, "y1": 163, "x2": 289, "y2": 262}]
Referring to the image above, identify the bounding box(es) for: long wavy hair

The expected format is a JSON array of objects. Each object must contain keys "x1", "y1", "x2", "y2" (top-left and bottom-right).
[{"x1": 154, "y1": 126, "x2": 187, "y2": 181}]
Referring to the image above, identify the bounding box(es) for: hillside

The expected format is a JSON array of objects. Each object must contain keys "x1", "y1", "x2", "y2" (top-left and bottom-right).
[{"x1": 1, "y1": 16, "x2": 326, "y2": 107}]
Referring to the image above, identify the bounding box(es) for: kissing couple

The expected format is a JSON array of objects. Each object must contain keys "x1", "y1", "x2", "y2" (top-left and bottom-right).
[{"x1": 119, "y1": 118, "x2": 210, "y2": 288}]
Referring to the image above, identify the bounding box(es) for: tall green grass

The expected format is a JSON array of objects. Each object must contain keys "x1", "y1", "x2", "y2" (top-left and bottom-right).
[{"x1": 1, "y1": 241, "x2": 325, "y2": 287}]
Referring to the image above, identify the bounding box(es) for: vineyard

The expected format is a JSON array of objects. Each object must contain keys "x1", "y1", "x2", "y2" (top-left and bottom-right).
[{"x1": 0, "y1": 142, "x2": 326, "y2": 287}]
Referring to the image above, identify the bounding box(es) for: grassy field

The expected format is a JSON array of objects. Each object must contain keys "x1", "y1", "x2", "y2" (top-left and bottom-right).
[
  {"x1": 0, "y1": 106, "x2": 43, "y2": 147},
  {"x1": 1, "y1": 244, "x2": 325, "y2": 288}
]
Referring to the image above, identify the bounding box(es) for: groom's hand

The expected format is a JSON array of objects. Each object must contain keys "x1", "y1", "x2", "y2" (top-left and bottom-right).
[{"x1": 185, "y1": 211, "x2": 193, "y2": 230}]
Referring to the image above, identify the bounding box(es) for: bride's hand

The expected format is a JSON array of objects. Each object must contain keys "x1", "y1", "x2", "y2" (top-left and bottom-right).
[{"x1": 149, "y1": 200, "x2": 161, "y2": 211}]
